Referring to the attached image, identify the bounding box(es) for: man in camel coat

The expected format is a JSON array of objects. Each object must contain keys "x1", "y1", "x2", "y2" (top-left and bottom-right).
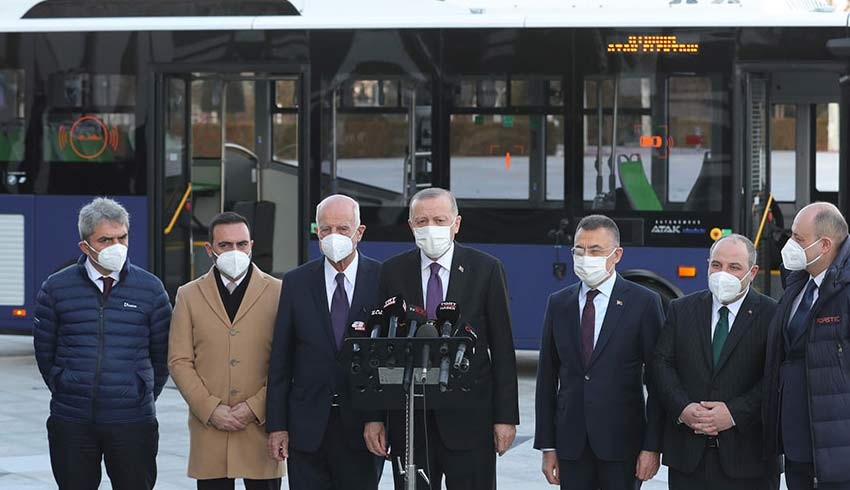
[{"x1": 169, "y1": 211, "x2": 284, "y2": 490}]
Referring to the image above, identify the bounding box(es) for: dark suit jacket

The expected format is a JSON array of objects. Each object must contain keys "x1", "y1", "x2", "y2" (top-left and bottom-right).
[
  {"x1": 375, "y1": 243, "x2": 520, "y2": 451},
  {"x1": 653, "y1": 289, "x2": 779, "y2": 479},
  {"x1": 534, "y1": 274, "x2": 664, "y2": 461},
  {"x1": 266, "y1": 254, "x2": 381, "y2": 452}
]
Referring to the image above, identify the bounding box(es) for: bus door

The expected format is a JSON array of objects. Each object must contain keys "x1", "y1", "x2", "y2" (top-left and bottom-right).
[
  {"x1": 741, "y1": 68, "x2": 842, "y2": 295},
  {"x1": 156, "y1": 72, "x2": 304, "y2": 298},
  {"x1": 327, "y1": 78, "x2": 431, "y2": 206}
]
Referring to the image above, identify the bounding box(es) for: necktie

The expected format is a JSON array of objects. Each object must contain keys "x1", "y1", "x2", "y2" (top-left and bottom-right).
[
  {"x1": 100, "y1": 276, "x2": 114, "y2": 299},
  {"x1": 787, "y1": 279, "x2": 818, "y2": 345},
  {"x1": 226, "y1": 281, "x2": 237, "y2": 294},
  {"x1": 426, "y1": 262, "x2": 444, "y2": 319},
  {"x1": 581, "y1": 289, "x2": 600, "y2": 368},
  {"x1": 712, "y1": 306, "x2": 729, "y2": 367},
  {"x1": 330, "y1": 272, "x2": 349, "y2": 349}
]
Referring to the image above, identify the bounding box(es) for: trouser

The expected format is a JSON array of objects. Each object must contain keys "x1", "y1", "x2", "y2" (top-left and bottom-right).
[
  {"x1": 785, "y1": 459, "x2": 850, "y2": 490},
  {"x1": 46, "y1": 415, "x2": 158, "y2": 490},
  {"x1": 668, "y1": 446, "x2": 778, "y2": 490},
  {"x1": 389, "y1": 411, "x2": 496, "y2": 490},
  {"x1": 287, "y1": 408, "x2": 383, "y2": 490},
  {"x1": 558, "y1": 438, "x2": 638, "y2": 490},
  {"x1": 196, "y1": 477, "x2": 281, "y2": 490}
]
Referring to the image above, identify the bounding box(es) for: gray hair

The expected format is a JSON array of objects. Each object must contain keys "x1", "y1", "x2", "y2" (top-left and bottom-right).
[
  {"x1": 78, "y1": 198, "x2": 130, "y2": 241},
  {"x1": 810, "y1": 202, "x2": 849, "y2": 242},
  {"x1": 576, "y1": 214, "x2": 620, "y2": 247},
  {"x1": 709, "y1": 233, "x2": 757, "y2": 268},
  {"x1": 409, "y1": 187, "x2": 458, "y2": 219},
  {"x1": 316, "y1": 194, "x2": 360, "y2": 229}
]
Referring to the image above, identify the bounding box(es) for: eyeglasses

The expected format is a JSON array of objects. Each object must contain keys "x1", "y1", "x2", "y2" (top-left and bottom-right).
[{"x1": 571, "y1": 246, "x2": 616, "y2": 257}]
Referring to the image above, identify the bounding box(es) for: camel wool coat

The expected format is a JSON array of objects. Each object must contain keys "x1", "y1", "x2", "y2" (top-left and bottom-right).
[{"x1": 168, "y1": 264, "x2": 284, "y2": 480}]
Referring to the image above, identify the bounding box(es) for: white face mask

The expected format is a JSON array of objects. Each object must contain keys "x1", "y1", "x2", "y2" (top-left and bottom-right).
[
  {"x1": 781, "y1": 238, "x2": 822, "y2": 271},
  {"x1": 573, "y1": 249, "x2": 616, "y2": 287},
  {"x1": 708, "y1": 269, "x2": 751, "y2": 304},
  {"x1": 414, "y1": 225, "x2": 453, "y2": 259},
  {"x1": 320, "y1": 233, "x2": 354, "y2": 263},
  {"x1": 87, "y1": 242, "x2": 127, "y2": 272},
  {"x1": 214, "y1": 250, "x2": 251, "y2": 280}
]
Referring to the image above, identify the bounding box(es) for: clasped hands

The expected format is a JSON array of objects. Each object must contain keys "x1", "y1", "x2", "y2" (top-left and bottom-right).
[
  {"x1": 679, "y1": 401, "x2": 734, "y2": 436},
  {"x1": 209, "y1": 402, "x2": 257, "y2": 432}
]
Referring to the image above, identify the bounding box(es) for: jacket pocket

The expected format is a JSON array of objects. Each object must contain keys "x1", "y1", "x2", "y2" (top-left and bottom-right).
[
  {"x1": 48, "y1": 366, "x2": 64, "y2": 392},
  {"x1": 136, "y1": 369, "x2": 154, "y2": 401}
]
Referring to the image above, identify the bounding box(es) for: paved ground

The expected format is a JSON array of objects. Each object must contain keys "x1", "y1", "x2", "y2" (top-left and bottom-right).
[{"x1": 0, "y1": 335, "x2": 785, "y2": 489}]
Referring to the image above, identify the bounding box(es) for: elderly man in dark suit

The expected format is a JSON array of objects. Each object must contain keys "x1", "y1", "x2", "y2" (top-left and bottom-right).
[
  {"x1": 534, "y1": 214, "x2": 664, "y2": 490},
  {"x1": 653, "y1": 233, "x2": 779, "y2": 490},
  {"x1": 266, "y1": 194, "x2": 383, "y2": 490},
  {"x1": 363, "y1": 187, "x2": 519, "y2": 490}
]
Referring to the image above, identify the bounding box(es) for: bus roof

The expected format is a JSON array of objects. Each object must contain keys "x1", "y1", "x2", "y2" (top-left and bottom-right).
[{"x1": 0, "y1": 0, "x2": 847, "y2": 32}]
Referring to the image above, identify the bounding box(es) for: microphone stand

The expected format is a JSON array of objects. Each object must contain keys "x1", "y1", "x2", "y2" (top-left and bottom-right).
[{"x1": 405, "y1": 361, "x2": 416, "y2": 490}]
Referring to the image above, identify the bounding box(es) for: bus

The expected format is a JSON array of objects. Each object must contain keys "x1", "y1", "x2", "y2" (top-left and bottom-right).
[{"x1": 0, "y1": 0, "x2": 848, "y2": 349}]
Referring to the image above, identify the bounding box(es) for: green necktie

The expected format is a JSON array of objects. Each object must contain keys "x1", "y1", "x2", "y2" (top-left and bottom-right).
[{"x1": 712, "y1": 306, "x2": 729, "y2": 367}]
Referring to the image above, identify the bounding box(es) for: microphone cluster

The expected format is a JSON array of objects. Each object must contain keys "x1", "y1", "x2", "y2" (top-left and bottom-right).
[{"x1": 349, "y1": 295, "x2": 478, "y2": 392}]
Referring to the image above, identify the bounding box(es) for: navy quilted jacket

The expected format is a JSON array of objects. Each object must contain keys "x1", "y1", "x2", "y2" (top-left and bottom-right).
[
  {"x1": 33, "y1": 255, "x2": 172, "y2": 424},
  {"x1": 764, "y1": 237, "x2": 850, "y2": 483}
]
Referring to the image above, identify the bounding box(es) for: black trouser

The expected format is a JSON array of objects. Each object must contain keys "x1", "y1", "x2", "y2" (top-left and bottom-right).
[
  {"x1": 668, "y1": 446, "x2": 778, "y2": 490},
  {"x1": 287, "y1": 408, "x2": 383, "y2": 490},
  {"x1": 558, "y1": 438, "x2": 637, "y2": 490},
  {"x1": 197, "y1": 477, "x2": 281, "y2": 490},
  {"x1": 389, "y1": 411, "x2": 496, "y2": 490},
  {"x1": 785, "y1": 459, "x2": 850, "y2": 490},
  {"x1": 46, "y1": 415, "x2": 158, "y2": 490}
]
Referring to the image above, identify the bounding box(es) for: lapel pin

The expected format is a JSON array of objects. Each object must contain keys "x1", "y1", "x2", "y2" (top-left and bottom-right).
[
  {"x1": 458, "y1": 265, "x2": 464, "y2": 273},
  {"x1": 748, "y1": 309, "x2": 753, "y2": 315},
  {"x1": 616, "y1": 299, "x2": 624, "y2": 306}
]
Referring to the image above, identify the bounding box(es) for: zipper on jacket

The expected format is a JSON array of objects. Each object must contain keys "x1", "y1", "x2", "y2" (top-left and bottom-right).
[
  {"x1": 91, "y1": 302, "x2": 105, "y2": 423},
  {"x1": 804, "y1": 321, "x2": 819, "y2": 487}
]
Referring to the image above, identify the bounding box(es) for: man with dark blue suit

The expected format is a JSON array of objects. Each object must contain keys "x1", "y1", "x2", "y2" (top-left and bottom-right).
[
  {"x1": 266, "y1": 194, "x2": 383, "y2": 490},
  {"x1": 764, "y1": 202, "x2": 850, "y2": 490},
  {"x1": 535, "y1": 214, "x2": 664, "y2": 490}
]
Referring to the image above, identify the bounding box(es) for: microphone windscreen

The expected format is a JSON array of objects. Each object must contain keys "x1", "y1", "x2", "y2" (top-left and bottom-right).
[{"x1": 435, "y1": 301, "x2": 460, "y2": 324}]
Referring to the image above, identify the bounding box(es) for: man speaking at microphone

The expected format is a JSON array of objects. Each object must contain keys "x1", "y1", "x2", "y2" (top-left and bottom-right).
[
  {"x1": 364, "y1": 187, "x2": 519, "y2": 490},
  {"x1": 266, "y1": 194, "x2": 383, "y2": 490}
]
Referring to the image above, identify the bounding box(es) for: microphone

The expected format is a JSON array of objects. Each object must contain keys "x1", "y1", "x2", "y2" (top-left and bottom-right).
[
  {"x1": 453, "y1": 323, "x2": 478, "y2": 370},
  {"x1": 436, "y1": 301, "x2": 460, "y2": 338},
  {"x1": 368, "y1": 309, "x2": 386, "y2": 338},
  {"x1": 435, "y1": 302, "x2": 459, "y2": 392},
  {"x1": 438, "y1": 356, "x2": 451, "y2": 392},
  {"x1": 405, "y1": 305, "x2": 427, "y2": 338},
  {"x1": 415, "y1": 322, "x2": 439, "y2": 384},
  {"x1": 383, "y1": 295, "x2": 407, "y2": 338}
]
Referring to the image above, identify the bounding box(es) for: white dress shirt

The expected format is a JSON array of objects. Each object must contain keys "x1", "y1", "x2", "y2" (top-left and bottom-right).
[
  {"x1": 85, "y1": 258, "x2": 121, "y2": 293},
  {"x1": 789, "y1": 269, "x2": 825, "y2": 319},
  {"x1": 420, "y1": 243, "x2": 454, "y2": 309},
  {"x1": 710, "y1": 288, "x2": 748, "y2": 338},
  {"x1": 324, "y1": 252, "x2": 358, "y2": 312},
  {"x1": 578, "y1": 272, "x2": 617, "y2": 348},
  {"x1": 216, "y1": 266, "x2": 249, "y2": 291}
]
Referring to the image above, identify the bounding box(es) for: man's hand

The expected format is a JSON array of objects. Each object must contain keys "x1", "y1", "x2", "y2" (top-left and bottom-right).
[
  {"x1": 267, "y1": 430, "x2": 289, "y2": 462},
  {"x1": 692, "y1": 401, "x2": 734, "y2": 436},
  {"x1": 231, "y1": 402, "x2": 258, "y2": 426},
  {"x1": 541, "y1": 450, "x2": 560, "y2": 485},
  {"x1": 209, "y1": 404, "x2": 247, "y2": 432},
  {"x1": 635, "y1": 450, "x2": 660, "y2": 481},
  {"x1": 494, "y1": 424, "x2": 517, "y2": 456},
  {"x1": 679, "y1": 402, "x2": 709, "y2": 430},
  {"x1": 364, "y1": 422, "x2": 387, "y2": 457}
]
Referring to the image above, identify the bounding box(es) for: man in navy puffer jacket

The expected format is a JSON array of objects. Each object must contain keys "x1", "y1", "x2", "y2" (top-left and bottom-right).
[
  {"x1": 33, "y1": 197, "x2": 172, "y2": 490},
  {"x1": 764, "y1": 202, "x2": 850, "y2": 490}
]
